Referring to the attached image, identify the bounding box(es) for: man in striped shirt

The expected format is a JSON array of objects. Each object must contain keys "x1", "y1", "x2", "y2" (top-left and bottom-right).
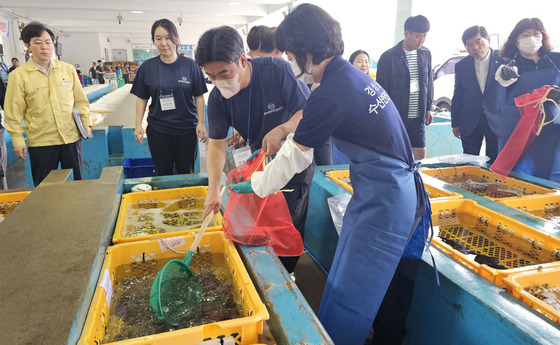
[{"x1": 377, "y1": 15, "x2": 433, "y2": 160}]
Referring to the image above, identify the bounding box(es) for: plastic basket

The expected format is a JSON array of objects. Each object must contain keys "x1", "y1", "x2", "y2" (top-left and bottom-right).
[
  {"x1": 325, "y1": 169, "x2": 462, "y2": 200},
  {"x1": 79, "y1": 231, "x2": 269, "y2": 345},
  {"x1": 0, "y1": 191, "x2": 30, "y2": 221},
  {"x1": 498, "y1": 194, "x2": 560, "y2": 224},
  {"x1": 420, "y1": 165, "x2": 557, "y2": 201},
  {"x1": 123, "y1": 158, "x2": 156, "y2": 179},
  {"x1": 430, "y1": 199, "x2": 560, "y2": 287},
  {"x1": 113, "y1": 186, "x2": 222, "y2": 244},
  {"x1": 503, "y1": 263, "x2": 560, "y2": 324}
]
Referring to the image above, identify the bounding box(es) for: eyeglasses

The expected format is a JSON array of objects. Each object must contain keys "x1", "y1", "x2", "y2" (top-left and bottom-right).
[
  {"x1": 465, "y1": 38, "x2": 487, "y2": 49},
  {"x1": 519, "y1": 31, "x2": 543, "y2": 39},
  {"x1": 30, "y1": 40, "x2": 54, "y2": 47}
]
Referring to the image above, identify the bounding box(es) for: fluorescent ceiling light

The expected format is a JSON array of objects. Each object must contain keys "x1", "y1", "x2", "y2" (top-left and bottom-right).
[
  {"x1": 131, "y1": 10, "x2": 144, "y2": 14},
  {"x1": 215, "y1": 13, "x2": 225, "y2": 16},
  {"x1": 229, "y1": 1, "x2": 242, "y2": 5}
]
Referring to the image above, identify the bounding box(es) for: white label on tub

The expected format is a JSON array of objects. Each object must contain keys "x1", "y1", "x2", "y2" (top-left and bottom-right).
[
  {"x1": 158, "y1": 236, "x2": 186, "y2": 253},
  {"x1": 99, "y1": 269, "x2": 113, "y2": 308}
]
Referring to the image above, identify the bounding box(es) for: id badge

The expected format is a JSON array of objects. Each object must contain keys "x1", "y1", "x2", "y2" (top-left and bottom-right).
[
  {"x1": 159, "y1": 94, "x2": 176, "y2": 111},
  {"x1": 233, "y1": 145, "x2": 252, "y2": 167},
  {"x1": 410, "y1": 80, "x2": 420, "y2": 94}
]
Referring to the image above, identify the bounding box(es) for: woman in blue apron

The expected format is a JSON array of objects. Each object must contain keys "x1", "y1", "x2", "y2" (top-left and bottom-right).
[
  {"x1": 494, "y1": 18, "x2": 560, "y2": 182},
  {"x1": 229, "y1": 4, "x2": 430, "y2": 344}
]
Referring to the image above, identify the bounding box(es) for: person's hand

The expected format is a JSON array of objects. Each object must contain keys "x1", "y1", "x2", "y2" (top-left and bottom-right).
[
  {"x1": 425, "y1": 110, "x2": 433, "y2": 125},
  {"x1": 246, "y1": 149, "x2": 261, "y2": 163},
  {"x1": 261, "y1": 126, "x2": 285, "y2": 156},
  {"x1": 547, "y1": 85, "x2": 560, "y2": 103},
  {"x1": 14, "y1": 145, "x2": 27, "y2": 160},
  {"x1": 86, "y1": 126, "x2": 93, "y2": 138},
  {"x1": 134, "y1": 125, "x2": 144, "y2": 144},
  {"x1": 204, "y1": 187, "x2": 222, "y2": 218},
  {"x1": 229, "y1": 180, "x2": 254, "y2": 194},
  {"x1": 226, "y1": 132, "x2": 245, "y2": 148},
  {"x1": 196, "y1": 123, "x2": 208, "y2": 143},
  {"x1": 500, "y1": 60, "x2": 519, "y2": 80},
  {"x1": 452, "y1": 127, "x2": 461, "y2": 139}
]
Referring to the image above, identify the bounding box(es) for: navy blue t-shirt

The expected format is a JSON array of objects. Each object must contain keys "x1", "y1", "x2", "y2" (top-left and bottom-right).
[
  {"x1": 208, "y1": 57, "x2": 310, "y2": 151},
  {"x1": 294, "y1": 55, "x2": 414, "y2": 165},
  {"x1": 131, "y1": 55, "x2": 208, "y2": 135}
]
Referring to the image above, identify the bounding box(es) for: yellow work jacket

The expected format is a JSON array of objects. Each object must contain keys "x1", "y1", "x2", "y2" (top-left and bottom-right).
[{"x1": 4, "y1": 58, "x2": 91, "y2": 148}]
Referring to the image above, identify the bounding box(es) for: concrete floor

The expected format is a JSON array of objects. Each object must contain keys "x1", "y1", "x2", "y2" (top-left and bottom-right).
[{"x1": 6, "y1": 159, "x2": 28, "y2": 190}]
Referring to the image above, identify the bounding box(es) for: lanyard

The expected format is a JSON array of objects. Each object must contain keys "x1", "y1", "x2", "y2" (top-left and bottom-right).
[
  {"x1": 158, "y1": 57, "x2": 177, "y2": 96},
  {"x1": 229, "y1": 62, "x2": 253, "y2": 144}
]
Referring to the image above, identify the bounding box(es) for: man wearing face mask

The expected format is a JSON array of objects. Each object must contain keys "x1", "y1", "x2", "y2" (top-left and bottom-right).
[
  {"x1": 196, "y1": 25, "x2": 313, "y2": 273},
  {"x1": 493, "y1": 18, "x2": 560, "y2": 181}
]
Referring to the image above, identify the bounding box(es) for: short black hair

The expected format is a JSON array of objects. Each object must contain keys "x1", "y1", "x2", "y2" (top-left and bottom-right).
[
  {"x1": 11, "y1": 57, "x2": 18, "y2": 62},
  {"x1": 196, "y1": 26, "x2": 244, "y2": 66},
  {"x1": 259, "y1": 27, "x2": 277, "y2": 53},
  {"x1": 404, "y1": 15, "x2": 430, "y2": 33},
  {"x1": 151, "y1": 19, "x2": 180, "y2": 53},
  {"x1": 276, "y1": 3, "x2": 344, "y2": 77},
  {"x1": 349, "y1": 50, "x2": 369, "y2": 64},
  {"x1": 462, "y1": 25, "x2": 489, "y2": 45},
  {"x1": 20, "y1": 22, "x2": 55, "y2": 45},
  {"x1": 246, "y1": 25, "x2": 267, "y2": 51},
  {"x1": 97, "y1": 60, "x2": 102, "y2": 63}
]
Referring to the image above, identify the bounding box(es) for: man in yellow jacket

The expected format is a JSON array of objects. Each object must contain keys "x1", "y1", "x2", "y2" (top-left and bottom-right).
[{"x1": 4, "y1": 22, "x2": 92, "y2": 186}]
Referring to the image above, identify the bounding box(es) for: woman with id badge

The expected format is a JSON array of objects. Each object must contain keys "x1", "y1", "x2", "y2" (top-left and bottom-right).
[{"x1": 131, "y1": 19, "x2": 208, "y2": 175}]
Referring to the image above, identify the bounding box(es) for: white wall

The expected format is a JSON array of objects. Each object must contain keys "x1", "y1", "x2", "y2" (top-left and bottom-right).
[
  {"x1": 58, "y1": 32, "x2": 101, "y2": 72},
  {"x1": 99, "y1": 35, "x2": 139, "y2": 62},
  {"x1": 0, "y1": 16, "x2": 26, "y2": 66}
]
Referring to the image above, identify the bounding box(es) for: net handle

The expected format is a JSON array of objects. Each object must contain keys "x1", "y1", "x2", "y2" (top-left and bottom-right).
[{"x1": 189, "y1": 185, "x2": 225, "y2": 252}]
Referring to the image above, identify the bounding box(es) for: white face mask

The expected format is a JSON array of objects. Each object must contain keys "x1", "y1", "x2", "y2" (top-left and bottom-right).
[
  {"x1": 518, "y1": 36, "x2": 542, "y2": 55},
  {"x1": 290, "y1": 59, "x2": 314, "y2": 84},
  {"x1": 213, "y1": 74, "x2": 241, "y2": 99},
  {"x1": 290, "y1": 59, "x2": 303, "y2": 76}
]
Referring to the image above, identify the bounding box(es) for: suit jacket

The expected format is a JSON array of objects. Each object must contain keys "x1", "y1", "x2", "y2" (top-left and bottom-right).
[
  {"x1": 451, "y1": 49, "x2": 507, "y2": 136},
  {"x1": 377, "y1": 41, "x2": 433, "y2": 122}
]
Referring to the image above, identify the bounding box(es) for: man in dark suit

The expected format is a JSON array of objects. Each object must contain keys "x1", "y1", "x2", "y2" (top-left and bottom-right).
[{"x1": 451, "y1": 25, "x2": 506, "y2": 164}]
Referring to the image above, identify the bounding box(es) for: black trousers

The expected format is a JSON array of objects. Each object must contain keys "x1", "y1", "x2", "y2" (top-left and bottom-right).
[
  {"x1": 461, "y1": 112, "x2": 498, "y2": 164},
  {"x1": 28, "y1": 140, "x2": 83, "y2": 187},
  {"x1": 146, "y1": 125, "x2": 198, "y2": 176},
  {"x1": 278, "y1": 164, "x2": 314, "y2": 273}
]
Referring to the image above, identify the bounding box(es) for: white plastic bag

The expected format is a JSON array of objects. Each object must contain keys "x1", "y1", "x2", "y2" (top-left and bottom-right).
[
  {"x1": 327, "y1": 193, "x2": 351, "y2": 236},
  {"x1": 420, "y1": 154, "x2": 489, "y2": 167}
]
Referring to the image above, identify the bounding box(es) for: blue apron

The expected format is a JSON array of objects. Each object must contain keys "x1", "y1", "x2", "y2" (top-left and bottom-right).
[
  {"x1": 499, "y1": 55, "x2": 560, "y2": 182},
  {"x1": 318, "y1": 138, "x2": 427, "y2": 345}
]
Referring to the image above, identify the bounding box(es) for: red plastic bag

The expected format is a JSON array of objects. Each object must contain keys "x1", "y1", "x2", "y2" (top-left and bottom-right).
[
  {"x1": 490, "y1": 85, "x2": 555, "y2": 179},
  {"x1": 223, "y1": 151, "x2": 304, "y2": 257}
]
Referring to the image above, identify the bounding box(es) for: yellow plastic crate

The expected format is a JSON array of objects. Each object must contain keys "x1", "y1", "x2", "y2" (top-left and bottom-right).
[
  {"x1": 420, "y1": 166, "x2": 557, "y2": 201},
  {"x1": 113, "y1": 186, "x2": 222, "y2": 244},
  {"x1": 79, "y1": 231, "x2": 269, "y2": 345},
  {"x1": 430, "y1": 199, "x2": 560, "y2": 287},
  {"x1": 0, "y1": 191, "x2": 30, "y2": 221},
  {"x1": 503, "y1": 263, "x2": 560, "y2": 324},
  {"x1": 498, "y1": 194, "x2": 560, "y2": 224},
  {"x1": 325, "y1": 169, "x2": 461, "y2": 200}
]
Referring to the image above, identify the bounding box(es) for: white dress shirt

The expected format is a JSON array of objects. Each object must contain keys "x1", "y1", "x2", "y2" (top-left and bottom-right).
[{"x1": 474, "y1": 51, "x2": 491, "y2": 93}]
